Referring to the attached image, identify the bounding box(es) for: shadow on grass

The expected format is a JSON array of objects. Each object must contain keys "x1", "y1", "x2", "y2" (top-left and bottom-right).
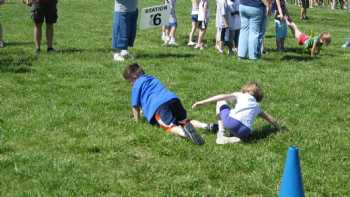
[
  {"x1": 0, "y1": 55, "x2": 35, "y2": 73},
  {"x1": 135, "y1": 51, "x2": 195, "y2": 59},
  {"x1": 5, "y1": 41, "x2": 34, "y2": 47},
  {"x1": 281, "y1": 54, "x2": 313, "y2": 61},
  {"x1": 57, "y1": 47, "x2": 110, "y2": 54},
  {"x1": 243, "y1": 125, "x2": 288, "y2": 143}
]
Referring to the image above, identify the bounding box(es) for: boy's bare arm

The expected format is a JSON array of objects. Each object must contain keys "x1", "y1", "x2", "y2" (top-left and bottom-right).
[
  {"x1": 259, "y1": 111, "x2": 280, "y2": 130},
  {"x1": 132, "y1": 107, "x2": 141, "y2": 122}
]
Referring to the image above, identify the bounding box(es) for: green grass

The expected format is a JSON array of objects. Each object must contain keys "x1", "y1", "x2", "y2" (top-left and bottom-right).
[{"x1": 1, "y1": 0, "x2": 350, "y2": 196}]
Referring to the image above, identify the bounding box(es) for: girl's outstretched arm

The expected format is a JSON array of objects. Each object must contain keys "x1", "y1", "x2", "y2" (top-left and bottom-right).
[
  {"x1": 259, "y1": 111, "x2": 280, "y2": 130},
  {"x1": 192, "y1": 92, "x2": 237, "y2": 109}
]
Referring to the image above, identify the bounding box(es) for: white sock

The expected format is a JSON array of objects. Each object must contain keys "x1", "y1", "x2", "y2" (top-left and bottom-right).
[
  {"x1": 170, "y1": 126, "x2": 186, "y2": 137},
  {"x1": 217, "y1": 120, "x2": 225, "y2": 139}
]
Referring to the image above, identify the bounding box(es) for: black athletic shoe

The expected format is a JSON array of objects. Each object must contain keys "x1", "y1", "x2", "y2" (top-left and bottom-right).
[
  {"x1": 35, "y1": 48, "x2": 41, "y2": 55},
  {"x1": 183, "y1": 123, "x2": 205, "y2": 145},
  {"x1": 47, "y1": 47, "x2": 56, "y2": 53},
  {"x1": 206, "y1": 123, "x2": 218, "y2": 133}
]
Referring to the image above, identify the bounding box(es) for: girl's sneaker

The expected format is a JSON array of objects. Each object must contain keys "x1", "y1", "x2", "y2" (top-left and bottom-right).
[
  {"x1": 0, "y1": 41, "x2": 4, "y2": 48},
  {"x1": 216, "y1": 136, "x2": 241, "y2": 144}
]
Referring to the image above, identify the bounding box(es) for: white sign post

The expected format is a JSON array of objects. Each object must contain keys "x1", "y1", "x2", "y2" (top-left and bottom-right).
[{"x1": 140, "y1": 4, "x2": 170, "y2": 30}]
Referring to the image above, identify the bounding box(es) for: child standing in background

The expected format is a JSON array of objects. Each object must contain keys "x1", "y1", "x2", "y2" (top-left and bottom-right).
[
  {"x1": 192, "y1": 81, "x2": 279, "y2": 144},
  {"x1": 215, "y1": 0, "x2": 229, "y2": 54},
  {"x1": 162, "y1": 0, "x2": 178, "y2": 46},
  {"x1": 195, "y1": 0, "x2": 209, "y2": 49},
  {"x1": 188, "y1": 0, "x2": 199, "y2": 46},
  {"x1": 226, "y1": 0, "x2": 240, "y2": 54},
  {"x1": 274, "y1": 0, "x2": 289, "y2": 51}
]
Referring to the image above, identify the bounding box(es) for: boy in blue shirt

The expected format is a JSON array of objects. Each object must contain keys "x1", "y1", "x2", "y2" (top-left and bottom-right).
[{"x1": 123, "y1": 63, "x2": 216, "y2": 145}]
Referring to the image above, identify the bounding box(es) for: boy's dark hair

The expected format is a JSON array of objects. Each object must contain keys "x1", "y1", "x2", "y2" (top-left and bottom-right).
[{"x1": 123, "y1": 63, "x2": 145, "y2": 80}]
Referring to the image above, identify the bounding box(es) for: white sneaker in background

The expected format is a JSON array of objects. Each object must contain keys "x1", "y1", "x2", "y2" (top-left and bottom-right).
[
  {"x1": 215, "y1": 45, "x2": 224, "y2": 54},
  {"x1": 113, "y1": 52, "x2": 125, "y2": 62},
  {"x1": 187, "y1": 41, "x2": 196, "y2": 46},
  {"x1": 168, "y1": 40, "x2": 178, "y2": 46},
  {"x1": 216, "y1": 136, "x2": 241, "y2": 144},
  {"x1": 120, "y1": 50, "x2": 129, "y2": 57},
  {"x1": 0, "y1": 41, "x2": 4, "y2": 48}
]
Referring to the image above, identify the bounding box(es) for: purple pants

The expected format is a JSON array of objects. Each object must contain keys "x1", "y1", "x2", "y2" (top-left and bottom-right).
[{"x1": 219, "y1": 105, "x2": 251, "y2": 138}]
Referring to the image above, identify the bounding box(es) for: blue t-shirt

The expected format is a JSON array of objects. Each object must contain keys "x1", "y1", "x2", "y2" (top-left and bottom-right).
[
  {"x1": 239, "y1": 0, "x2": 265, "y2": 8},
  {"x1": 131, "y1": 75, "x2": 178, "y2": 123}
]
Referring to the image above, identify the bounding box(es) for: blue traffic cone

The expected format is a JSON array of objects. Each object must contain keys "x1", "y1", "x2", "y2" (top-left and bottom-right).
[{"x1": 279, "y1": 146, "x2": 305, "y2": 197}]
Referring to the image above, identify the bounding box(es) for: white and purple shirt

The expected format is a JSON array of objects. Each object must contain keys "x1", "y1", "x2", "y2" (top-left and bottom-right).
[{"x1": 229, "y1": 92, "x2": 262, "y2": 130}]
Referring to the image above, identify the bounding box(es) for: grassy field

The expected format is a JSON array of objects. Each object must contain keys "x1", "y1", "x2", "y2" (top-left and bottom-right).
[{"x1": 1, "y1": 0, "x2": 350, "y2": 196}]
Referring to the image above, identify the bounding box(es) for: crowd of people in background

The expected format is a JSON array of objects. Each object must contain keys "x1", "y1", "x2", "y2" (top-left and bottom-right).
[{"x1": 0, "y1": 0, "x2": 348, "y2": 58}]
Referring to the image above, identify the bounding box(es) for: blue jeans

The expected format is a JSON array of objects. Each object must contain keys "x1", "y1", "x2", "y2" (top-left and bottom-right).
[
  {"x1": 238, "y1": 5, "x2": 266, "y2": 59},
  {"x1": 112, "y1": 10, "x2": 138, "y2": 50}
]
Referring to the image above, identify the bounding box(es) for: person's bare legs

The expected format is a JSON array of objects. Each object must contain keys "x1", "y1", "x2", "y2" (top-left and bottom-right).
[
  {"x1": 46, "y1": 23, "x2": 54, "y2": 49},
  {"x1": 169, "y1": 26, "x2": 177, "y2": 43},
  {"x1": 196, "y1": 28, "x2": 206, "y2": 48},
  {"x1": 34, "y1": 22, "x2": 43, "y2": 50},
  {"x1": 190, "y1": 119, "x2": 209, "y2": 129},
  {"x1": 169, "y1": 126, "x2": 186, "y2": 137},
  {"x1": 188, "y1": 21, "x2": 198, "y2": 44},
  {"x1": 287, "y1": 21, "x2": 303, "y2": 40}
]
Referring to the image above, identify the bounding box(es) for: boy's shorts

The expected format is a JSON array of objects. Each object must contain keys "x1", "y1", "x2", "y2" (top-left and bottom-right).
[
  {"x1": 112, "y1": 10, "x2": 138, "y2": 50},
  {"x1": 275, "y1": 19, "x2": 287, "y2": 39},
  {"x1": 165, "y1": 22, "x2": 177, "y2": 28},
  {"x1": 300, "y1": 0, "x2": 309, "y2": 8},
  {"x1": 298, "y1": 33, "x2": 309, "y2": 45},
  {"x1": 217, "y1": 101, "x2": 251, "y2": 138},
  {"x1": 154, "y1": 98, "x2": 187, "y2": 132},
  {"x1": 31, "y1": 1, "x2": 58, "y2": 24},
  {"x1": 191, "y1": 14, "x2": 198, "y2": 22},
  {"x1": 198, "y1": 21, "x2": 208, "y2": 30}
]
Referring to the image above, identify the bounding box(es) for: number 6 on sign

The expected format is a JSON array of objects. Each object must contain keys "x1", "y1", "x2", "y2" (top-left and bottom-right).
[{"x1": 140, "y1": 4, "x2": 170, "y2": 30}]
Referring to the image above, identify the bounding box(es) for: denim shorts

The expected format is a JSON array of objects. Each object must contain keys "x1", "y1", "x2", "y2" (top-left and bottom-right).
[
  {"x1": 275, "y1": 19, "x2": 287, "y2": 39},
  {"x1": 165, "y1": 22, "x2": 177, "y2": 28},
  {"x1": 191, "y1": 14, "x2": 198, "y2": 22},
  {"x1": 112, "y1": 10, "x2": 138, "y2": 50}
]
